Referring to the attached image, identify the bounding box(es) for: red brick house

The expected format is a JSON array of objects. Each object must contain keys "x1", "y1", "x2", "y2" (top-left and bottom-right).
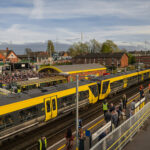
[
  {"x1": 0, "y1": 48, "x2": 19, "y2": 63},
  {"x1": 72, "y1": 52, "x2": 128, "y2": 68}
]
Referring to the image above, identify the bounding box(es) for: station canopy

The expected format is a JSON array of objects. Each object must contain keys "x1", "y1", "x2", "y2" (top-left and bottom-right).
[{"x1": 38, "y1": 64, "x2": 106, "y2": 74}]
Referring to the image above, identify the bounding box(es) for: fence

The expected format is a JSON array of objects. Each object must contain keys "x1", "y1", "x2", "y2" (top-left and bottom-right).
[{"x1": 91, "y1": 101, "x2": 150, "y2": 150}]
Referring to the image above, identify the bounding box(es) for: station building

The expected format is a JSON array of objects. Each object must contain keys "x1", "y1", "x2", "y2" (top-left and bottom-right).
[{"x1": 38, "y1": 64, "x2": 106, "y2": 82}]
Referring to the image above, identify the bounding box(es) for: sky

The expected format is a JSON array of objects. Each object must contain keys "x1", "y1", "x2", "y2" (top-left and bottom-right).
[{"x1": 0, "y1": 0, "x2": 150, "y2": 49}]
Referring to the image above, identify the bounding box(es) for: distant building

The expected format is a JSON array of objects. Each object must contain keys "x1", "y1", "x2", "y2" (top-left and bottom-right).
[
  {"x1": 129, "y1": 50, "x2": 150, "y2": 66},
  {"x1": 58, "y1": 51, "x2": 72, "y2": 60},
  {"x1": 129, "y1": 50, "x2": 150, "y2": 56},
  {"x1": 18, "y1": 51, "x2": 51, "y2": 64},
  {"x1": 0, "y1": 47, "x2": 19, "y2": 63},
  {"x1": 72, "y1": 52, "x2": 128, "y2": 68}
]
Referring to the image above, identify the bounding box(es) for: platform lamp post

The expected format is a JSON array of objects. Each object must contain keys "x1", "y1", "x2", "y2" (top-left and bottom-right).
[
  {"x1": 59, "y1": 73, "x2": 80, "y2": 149},
  {"x1": 76, "y1": 74, "x2": 79, "y2": 150},
  {"x1": 59, "y1": 73, "x2": 91, "y2": 149}
]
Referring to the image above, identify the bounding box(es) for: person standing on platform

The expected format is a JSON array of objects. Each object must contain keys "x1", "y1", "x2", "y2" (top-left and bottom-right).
[
  {"x1": 109, "y1": 103, "x2": 115, "y2": 113},
  {"x1": 102, "y1": 100, "x2": 108, "y2": 118},
  {"x1": 111, "y1": 109, "x2": 118, "y2": 130},
  {"x1": 65, "y1": 128, "x2": 74, "y2": 150},
  {"x1": 38, "y1": 136, "x2": 47, "y2": 150},
  {"x1": 104, "y1": 111, "x2": 111, "y2": 123},
  {"x1": 79, "y1": 126, "x2": 85, "y2": 150},
  {"x1": 149, "y1": 82, "x2": 150, "y2": 94},
  {"x1": 122, "y1": 94, "x2": 127, "y2": 109},
  {"x1": 139, "y1": 85, "x2": 144, "y2": 99},
  {"x1": 130, "y1": 100, "x2": 136, "y2": 115}
]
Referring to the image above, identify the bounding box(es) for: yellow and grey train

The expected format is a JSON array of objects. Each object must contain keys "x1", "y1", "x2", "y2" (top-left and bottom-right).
[{"x1": 0, "y1": 69, "x2": 150, "y2": 141}]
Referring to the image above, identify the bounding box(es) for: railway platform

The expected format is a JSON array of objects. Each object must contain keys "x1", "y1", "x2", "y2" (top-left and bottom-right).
[
  {"x1": 90, "y1": 96, "x2": 150, "y2": 150},
  {"x1": 48, "y1": 88, "x2": 149, "y2": 150},
  {"x1": 124, "y1": 117, "x2": 150, "y2": 150}
]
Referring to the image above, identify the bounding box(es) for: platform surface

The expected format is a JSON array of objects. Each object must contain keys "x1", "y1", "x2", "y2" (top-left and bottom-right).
[{"x1": 124, "y1": 117, "x2": 150, "y2": 150}]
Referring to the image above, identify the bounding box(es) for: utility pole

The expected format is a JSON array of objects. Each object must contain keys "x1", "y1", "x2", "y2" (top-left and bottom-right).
[
  {"x1": 81, "y1": 32, "x2": 83, "y2": 43},
  {"x1": 49, "y1": 45, "x2": 51, "y2": 65},
  {"x1": 76, "y1": 75, "x2": 79, "y2": 150},
  {"x1": 145, "y1": 40, "x2": 146, "y2": 51}
]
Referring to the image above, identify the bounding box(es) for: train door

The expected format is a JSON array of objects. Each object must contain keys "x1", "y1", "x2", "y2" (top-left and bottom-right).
[
  {"x1": 123, "y1": 78, "x2": 127, "y2": 88},
  {"x1": 141, "y1": 74, "x2": 144, "y2": 81},
  {"x1": 45, "y1": 96, "x2": 57, "y2": 121},
  {"x1": 51, "y1": 96, "x2": 57, "y2": 118}
]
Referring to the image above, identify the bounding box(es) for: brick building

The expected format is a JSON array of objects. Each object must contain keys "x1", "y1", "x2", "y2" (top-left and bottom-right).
[
  {"x1": 72, "y1": 52, "x2": 128, "y2": 68},
  {"x1": 129, "y1": 50, "x2": 150, "y2": 66},
  {"x1": 18, "y1": 51, "x2": 51, "y2": 64},
  {"x1": 0, "y1": 48, "x2": 19, "y2": 63}
]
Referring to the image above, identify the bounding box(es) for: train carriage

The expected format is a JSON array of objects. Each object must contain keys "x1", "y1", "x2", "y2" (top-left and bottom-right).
[
  {"x1": 93, "y1": 69, "x2": 150, "y2": 100},
  {"x1": 0, "y1": 80, "x2": 98, "y2": 141}
]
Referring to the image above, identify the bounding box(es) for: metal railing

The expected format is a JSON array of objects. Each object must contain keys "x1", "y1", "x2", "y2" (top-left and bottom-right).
[{"x1": 91, "y1": 101, "x2": 150, "y2": 150}]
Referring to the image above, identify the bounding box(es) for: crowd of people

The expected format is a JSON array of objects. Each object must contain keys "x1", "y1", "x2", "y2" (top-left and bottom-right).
[
  {"x1": 64, "y1": 119, "x2": 85, "y2": 150},
  {"x1": 0, "y1": 70, "x2": 50, "y2": 85},
  {"x1": 103, "y1": 93, "x2": 129, "y2": 131}
]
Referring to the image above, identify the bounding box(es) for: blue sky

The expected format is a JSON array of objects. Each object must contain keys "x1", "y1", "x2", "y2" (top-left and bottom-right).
[{"x1": 0, "y1": 0, "x2": 150, "y2": 48}]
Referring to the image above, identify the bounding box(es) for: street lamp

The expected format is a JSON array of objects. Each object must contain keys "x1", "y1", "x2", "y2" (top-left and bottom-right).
[{"x1": 76, "y1": 74, "x2": 79, "y2": 150}]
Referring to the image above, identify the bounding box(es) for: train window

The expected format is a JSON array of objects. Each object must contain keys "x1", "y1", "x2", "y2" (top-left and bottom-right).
[
  {"x1": 79, "y1": 90, "x2": 89, "y2": 101},
  {"x1": 97, "y1": 82, "x2": 101, "y2": 94},
  {"x1": 110, "y1": 80, "x2": 123, "y2": 89},
  {"x1": 57, "y1": 94, "x2": 76, "y2": 109},
  {"x1": 0, "y1": 117, "x2": 5, "y2": 131},
  {"x1": 4, "y1": 115, "x2": 14, "y2": 127},
  {"x1": 89, "y1": 85, "x2": 98, "y2": 97},
  {"x1": 46, "y1": 101, "x2": 50, "y2": 112},
  {"x1": 102, "y1": 81, "x2": 109, "y2": 94},
  {"x1": 0, "y1": 115, "x2": 14, "y2": 131},
  {"x1": 52, "y1": 99, "x2": 56, "y2": 110},
  {"x1": 19, "y1": 106, "x2": 38, "y2": 122}
]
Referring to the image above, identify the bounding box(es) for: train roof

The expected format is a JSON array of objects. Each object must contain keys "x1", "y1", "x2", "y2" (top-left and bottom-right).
[
  {"x1": 92, "y1": 69, "x2": 149, "y2": 81},
  {"x1": 0, "y1": 80, "x2": 95, "y2": 106}
]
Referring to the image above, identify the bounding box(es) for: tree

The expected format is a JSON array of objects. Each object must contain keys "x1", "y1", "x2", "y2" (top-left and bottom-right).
[
  {"x1": 89, "y1": 39, "x2": 101, "y2": 53},
  {"x1": 47, "y1": 40, "x2": 55, "y2": 56},
  {"x1": 128, "y1": 53, "x2": 136, "y2": 64},
  {"x1": 101, "y1": 40, "x2": 120, "y2": 53},
  {"x1": 25, "y1": 48, "x2": 32, "y2": 55},
  {"x1": 68, "y1": 42, "x2": 90, "y2": 57}
]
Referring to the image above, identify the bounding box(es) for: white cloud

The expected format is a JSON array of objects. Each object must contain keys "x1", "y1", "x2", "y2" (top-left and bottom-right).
[
  {"x1": 0, "y1": 24, "x2": 150, "y2": 46},
  {"x1": 27, "y1": 0, "x2": 150, "y2": 20},
  {"x1": 1, "y1": 0, "x2": 150, "y2": 20},
  {"x1": 0, "y1": 0, "x2": 150, "y2": 48},
  {"x1": 30, "y1": 0, "x2": 44, "y2": 19}
]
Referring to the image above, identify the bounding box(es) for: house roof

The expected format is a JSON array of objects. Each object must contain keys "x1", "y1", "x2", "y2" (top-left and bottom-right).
[
  {"x1": 0, "y1": 48, "x2": 17, "y2": 58},
  {"x1": 74, "y1": 52, "x2": 127, "y2": 59}
]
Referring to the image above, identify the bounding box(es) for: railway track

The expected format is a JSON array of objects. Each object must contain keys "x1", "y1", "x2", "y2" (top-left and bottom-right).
[{"x1": 0, "y1": 80, "x2": 149, "y2": 150}]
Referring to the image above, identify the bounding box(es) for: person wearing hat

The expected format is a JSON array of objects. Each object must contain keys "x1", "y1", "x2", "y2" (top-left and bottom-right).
[
  {"x1": 65, "y1": 128, "x2": 74, "y2": 150},
  {"x1": 102, "y1": 100, "x2": 108, "y2": 118},
  {"x1": 38, "y1": 135, "x2": 47, "y2": 150},
  {"x1": 79, "y1": 126, "x2": 85, "y2": 150}
]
